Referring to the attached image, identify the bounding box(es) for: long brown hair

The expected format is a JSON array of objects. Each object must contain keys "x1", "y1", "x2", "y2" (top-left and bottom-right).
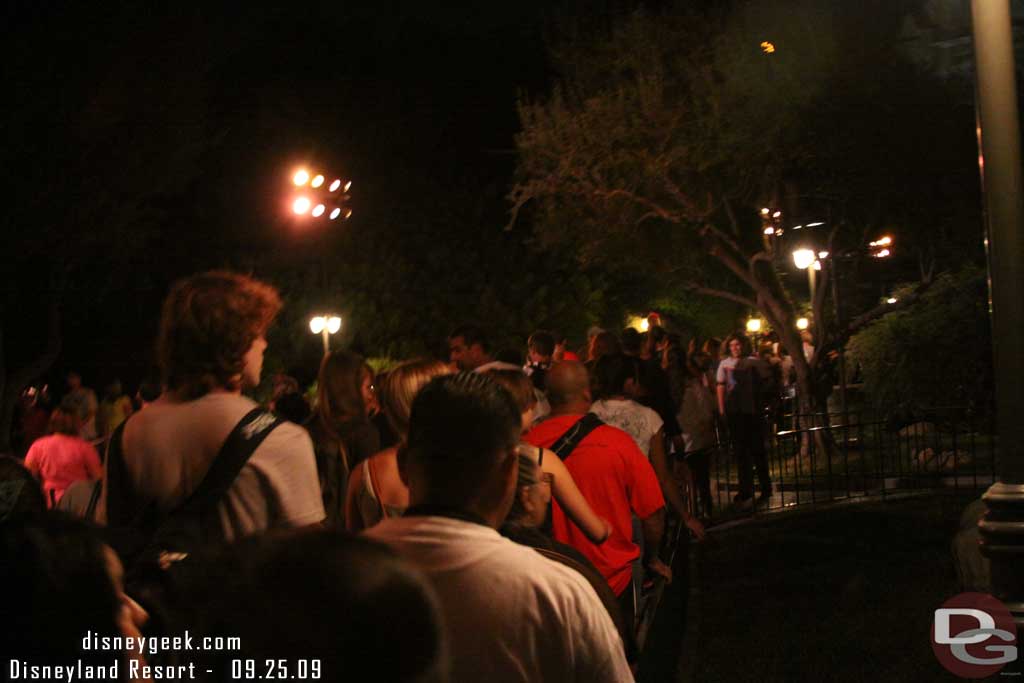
[{"x1": 316, "y1": 351, "x2": 371, "y2": 428}]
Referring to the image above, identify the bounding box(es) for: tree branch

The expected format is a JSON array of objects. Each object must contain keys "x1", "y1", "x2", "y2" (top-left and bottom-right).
[
  {"x1": 842, "y1": 276, "x2": 935, "y2": 342},
  {"x1": 682, "y1": 282, "x2": 756, "y2": 308}
]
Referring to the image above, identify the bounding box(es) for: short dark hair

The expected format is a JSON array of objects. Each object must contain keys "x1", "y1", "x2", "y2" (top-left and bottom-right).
[
  {"x1": 0, "y1": 455, "x2": 47, "y2": 522},
  {"x1": 405, "y1": 372, "x2": 520, "y2": 501},
  {"x1": 527, "y1": 330, "x2": 556, "y2": 358},
  {"x1": 448, "y1": 324, "x2": 490, "y2": 353},
  {"x1": 620, "y1": 328, "x2": 642, "y2": 355},
  {"x1": 175, "y1": 532, "x2": 446, "y2": 683},
  {"x1": 2, "y1": 514, "x2": 121, "y2": 668},
  {"x1": 591, "y1": 352, "x2": 640, "y2": 400},
  {"x1": 158, "y1": 271, "x2": 282, "y2": 399},
  {"x1": 485, "y1": 369, "x2": 537, "y2": 412}
]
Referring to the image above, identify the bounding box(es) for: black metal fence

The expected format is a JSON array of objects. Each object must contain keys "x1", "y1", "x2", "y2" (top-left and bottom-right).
[{"x1": 703, "y1": 407, "x2": 998, "y2": 515}]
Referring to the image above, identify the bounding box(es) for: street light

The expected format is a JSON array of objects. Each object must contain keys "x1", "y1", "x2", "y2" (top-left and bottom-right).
[
  {"x1": 796, "y1": 317, "x2": 809, "y2": 330},
  {"x1": 310, "y1": 315, "x2": 342, "y2": 355},
  {"x1": 869, "y1": 235, "x2": 894, "y2": 258},
  {"x1": 746, "y1": 318, "x2": 762, "y2": 334},
  {"x1": 792, "y1": 248, "x2": 816, "y2": 270},
  {"x1": 288, "y1": 165, "x2": 353, "y2": 222},
  {"x1": 792, "y1": 248, "x2": 818, "y2": 321}
]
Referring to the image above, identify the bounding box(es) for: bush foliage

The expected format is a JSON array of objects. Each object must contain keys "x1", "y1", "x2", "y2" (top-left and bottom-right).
[{"x1": 847, "y1": 266, "x2": 992, "y2": 416}]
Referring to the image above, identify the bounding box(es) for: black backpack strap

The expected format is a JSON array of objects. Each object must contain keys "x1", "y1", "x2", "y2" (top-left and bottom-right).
[
  {"x1": 85, "y1": 479, "x2": 102, "y2": 520},
  {"x1": 173, "y1": 408, "x2": 284, "y2": 517},
  {"x1": 550, "y1": 413, "x2": 605, "y2": 460},
  {"x1": 104, "y1": 421, "x2": 133, "y2": 526}
]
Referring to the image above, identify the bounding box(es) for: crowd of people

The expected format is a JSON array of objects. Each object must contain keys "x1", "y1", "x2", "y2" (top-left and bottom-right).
[{"x1": 1, "y1": 269, "x2": 790, "y2": 682}]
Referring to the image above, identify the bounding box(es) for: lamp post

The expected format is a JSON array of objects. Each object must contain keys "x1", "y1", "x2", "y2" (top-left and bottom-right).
[
  {"x1": 745, "y1": 317, "x2": 763, "y2": 347},
  {"x1": 310, "y1": 315, "x2": 342, "y2": 356},
  {"x1": 792, "y1": 248, "x2": 817, "y2": 305},
  {"x1": 972, "y1": 0, "x2": 1024, "y2": 629}
]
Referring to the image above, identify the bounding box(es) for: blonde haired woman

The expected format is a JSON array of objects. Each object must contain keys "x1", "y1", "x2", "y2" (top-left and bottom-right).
[{"x1": 345, "y1": 359, "x2": 451, "y2": 531}]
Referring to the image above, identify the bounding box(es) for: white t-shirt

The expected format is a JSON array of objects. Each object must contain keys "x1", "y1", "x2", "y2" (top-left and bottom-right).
[
  {"x1": 98, "y1": 392, "x2": 325, "y2": 541},
  {"x1": 590, "y1": 398, "x2": 663, "y2": 458},
  {"x1": 366, "y1": 516, "x2": 633, "y2": 683}
]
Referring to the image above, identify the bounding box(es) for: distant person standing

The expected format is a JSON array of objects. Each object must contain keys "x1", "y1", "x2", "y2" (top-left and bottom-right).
[
  {"x1": 524, "y1": 329, "x2": 555, "y2": 391},
  {"x1": 24, "y1": 408, "x2": 101, "y2": 507},
  {"x1": 62, "y1": 372, "x2": 98, "y2": 442},
  {"x1": 448, "y1": 324, "x2": 519, "y2": 373},
  {"x1": 97, "y1": 379, "x2": 133, "y2": 440},
  {"x1": 716, "y1": 333, "x2": 772, "y2": 509}
]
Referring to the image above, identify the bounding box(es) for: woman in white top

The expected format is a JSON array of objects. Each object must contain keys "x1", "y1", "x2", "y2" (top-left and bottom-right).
[{"x1": 591, "y1": 353, "x2": 705, "y2": 540}]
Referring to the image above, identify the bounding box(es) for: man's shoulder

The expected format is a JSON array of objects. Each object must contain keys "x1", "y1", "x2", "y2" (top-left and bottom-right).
[
  {"x1": 525, "y1": 414, "x2": 579, "y2": 444},
  {"x1": 588, "y1": 422, "x2": 641, "y2": 449}
]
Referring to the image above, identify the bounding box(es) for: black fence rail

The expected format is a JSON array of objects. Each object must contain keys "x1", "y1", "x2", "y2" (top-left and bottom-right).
[{"x1": 703, "y1": 407, "x2": 998, "y2": 515}]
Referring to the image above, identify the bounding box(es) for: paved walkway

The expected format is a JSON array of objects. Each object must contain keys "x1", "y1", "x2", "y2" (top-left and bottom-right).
[{"x1": 643, "y1": 492, "x2": 979, "y2": 682}]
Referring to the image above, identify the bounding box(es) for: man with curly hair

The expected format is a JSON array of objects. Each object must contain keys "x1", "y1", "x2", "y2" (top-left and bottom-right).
[{"x1": 98, "y1": 270, "x2": 325, "y2": 540}]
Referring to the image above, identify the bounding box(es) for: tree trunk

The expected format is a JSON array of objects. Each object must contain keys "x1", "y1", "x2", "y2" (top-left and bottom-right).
[{"x1": 778, "y1": 324, "x2": 833, "y2": 463}]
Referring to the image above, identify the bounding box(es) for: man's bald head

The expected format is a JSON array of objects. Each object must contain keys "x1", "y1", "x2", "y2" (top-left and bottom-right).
[{"x1": 546, "y1": 361, "x2": 591, "y2": 411}]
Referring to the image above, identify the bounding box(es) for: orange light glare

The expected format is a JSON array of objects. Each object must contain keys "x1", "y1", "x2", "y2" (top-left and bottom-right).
[
  {"x1": 761, "y1": 41, "x2": 776, "y2": 54},
  {"x1": 343, "y1": 180, "x2": 352, "y2": 193},
  {"x1": 772, "y1": 211, "x2": 781, "y2": 218},
  {"x1": 329, "y1": 179, "x2": 341, "y2": 192},
  {"x1": 311, "y1": 174, "x2": 324, "y2": 188},
  {"x1": 329, "y1": 208, "x2": 341, "y2": 220},
  {"x1": 293, "y1": 197, "x2": 311, "y2": 215},
  {"x1": 874, "y1": 249, "x2": 891, "y2": 258},
  {"x1": 763, "y1": 227, "x2": 775, "y2": 235},
  {"x1": 312, "y1": 204, "x2": 325, "y2": 217},
  {"x1": 293, "y1": 170, "x2": 310, "y2": 186},
  {"x1": 887, "y1": 297, "x2": 898, "y2": 304},
  {"x1": 761, "y1": 207, "x2": 770, "y2": 215},
  {"x1": 309, "y1": 316, "x2": 326, "y2": 334},
  {"x1": 344, "y1": 208, "x2": 353, "y2": 220}
]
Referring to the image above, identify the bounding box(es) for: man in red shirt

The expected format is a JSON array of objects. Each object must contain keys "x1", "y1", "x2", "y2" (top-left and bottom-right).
[{"x1": 525, "y1": 361, "x2": 670, "y2": 626}]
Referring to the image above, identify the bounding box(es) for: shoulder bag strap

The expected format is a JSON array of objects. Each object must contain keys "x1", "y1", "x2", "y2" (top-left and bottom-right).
[
  {"x1": 366, "y1": 455, "x2": 386, "y2": 519},
  {"x1": 174, "y1": 408, "x2": 284, "y2": 517},
  {"x1": 85, "y1": 479, "x2": 103, "y2": 520},
  {"x1": 550, "y1": 413, "x2": 605, "y2": 460},
  {"x1": 103, "y1": 421, "x2": 132, "y2": 525}
]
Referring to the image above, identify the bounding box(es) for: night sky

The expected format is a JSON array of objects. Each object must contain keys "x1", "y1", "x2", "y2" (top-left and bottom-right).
[{"x1": 4, "y1": 1, "x2": 567, "y2": 390}]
